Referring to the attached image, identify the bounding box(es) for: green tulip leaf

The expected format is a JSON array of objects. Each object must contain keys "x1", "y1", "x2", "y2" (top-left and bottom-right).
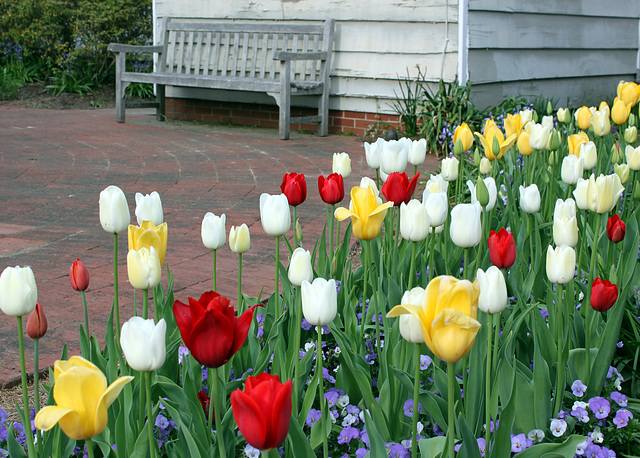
[
  {"x1": 513, "y1": 434, "x2": 585, "y2": 458},
  {"x1": 286, "y1": 415, "x2": 316, "y2": 458},
  {"x1": 419, "y1": 436, "x2": 446, "y2": 458},
  {"x1": 456, "y1": 412, "x2": 482, "y2": 458}
]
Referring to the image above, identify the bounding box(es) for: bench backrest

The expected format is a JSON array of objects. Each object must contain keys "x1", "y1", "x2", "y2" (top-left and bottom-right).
[{"x1": 158, "y1": 19, "x2": 334, "y2": 82}]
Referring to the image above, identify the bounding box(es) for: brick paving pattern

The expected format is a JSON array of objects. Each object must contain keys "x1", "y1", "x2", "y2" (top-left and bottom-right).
[{"x1": 0, "y1": 106, "x2": 439, "y2": 385}]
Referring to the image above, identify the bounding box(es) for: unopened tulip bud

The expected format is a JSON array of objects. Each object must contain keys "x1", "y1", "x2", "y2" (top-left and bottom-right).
[
  {"x1": 27, "y1": 302, "x2": 47, "y2": 340},
  {"x1": 629, "y1": 113, "x2": 637, "y2": 126},
  {"x1": 548, "y1": 150, "x2": 558, "y2": 166},
  {"x1": 295, "y1": 219, "x2": 303, "y2": 242},
  {"x1": 70, "y1": 258, "x2": 90, "y2": 292},
  {"x1": 635, "y1": 180, "x2": 640, "y2": 199},
  {"x1": 547, "y1": 101, "x2": 553, "y2": 116},
  {"x1": 611, "y1": 143, "x2": 621, "y2": 163},
  {"x1": 479, "y1": 157, "x2": 492, "y2": 175},
  {"x1": 532, "y1": 111, "x2": 539, "y2": 123},
  {"x1": 492, "y1": 136, "x2": 501, "y2": 158},
  {"x1": 288, "y1": 247, "x2": 313, "y2": 286},
  {"x1": 453, "y1": 138, "x2": 464, "y2": 156},
  {"x1": 548, "y1": 130, "x2": 562, "y2": 151},
  {"x1": 614, "y1": 163, "x2": 630, "y2": 184},
  {"x1": 473, "y1": 148, "x2": 481, "y2": 166},
  {"x1": 625, "y1": 126, "x2": 638, "y2": 144},
  {"x1": 476, "y1": 176, "x2": 490, "y2": 208}
]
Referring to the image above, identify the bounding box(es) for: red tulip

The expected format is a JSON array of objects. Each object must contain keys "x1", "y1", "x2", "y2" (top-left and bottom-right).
[
  {"x1": 487, "y1": 228, "x2": 516, "y2": 269},
  {"x1": 197, "y1": 390, "x2": 212, "y2": 420},
  {"x1": 173, "y1": 291, "x2": 259, "y2": 368},
  {"x1": 317, "y1": 173, "x2": 345, "y2": 205},
  {"x1": 590, "y1": 277, "x2": 618, "y2": 312},
  {"x1": 231, "y1": 373, "x2": 292, "y2": 451},
  {"x1": 69, "y1": 258, "x2": 90, "y2": 291},
  {"x1": 381, "y1": 172, "x2": 419, "y2": 206},
  {"x1": 606, "y1": 214, "x2": 626, "y2": 243},
  {"x1": 26, "y1": 302, "x2": 47, "y2": 340},
  {"x1": 280, "y1": 172, "x2": 307, "y2": 207}
]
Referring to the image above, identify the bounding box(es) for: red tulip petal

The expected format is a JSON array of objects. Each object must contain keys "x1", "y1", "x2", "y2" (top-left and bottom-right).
[
  {"x1": 231, "y1": 304, "x2": 261, "y2": 357},
  {"x1": 231, "y1": 390, "x2": 268, "y2": 450},
  {"x1": 405, "y1": 173, "x2": 420, "y2": 203},
  {"x1": 172, "y1": 300, "x2": 193, "y2": 346},
  {"x1": 189, "y1": 309, "x2": 234, "y2": 367},
  {"x1": 266, "y1": 379, "x2": 292, "y2": 449}
]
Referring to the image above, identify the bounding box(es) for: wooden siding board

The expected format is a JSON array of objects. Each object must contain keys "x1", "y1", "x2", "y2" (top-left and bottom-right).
[
  {"x1": 469, "y1": 0, "x2": 639, "y2": 18},
  {"x1": 469, "y1": 12, "x2": 638, "y2": 49},
  {"x1": 470, "y1": 75, "x2": 634, "y2": 109},
  {"x1": 468, "y1": 49, "x2": 637, "y2": 84},
  {"x1": 156, "y1": 0, "x2": 456, "y2": 22}
]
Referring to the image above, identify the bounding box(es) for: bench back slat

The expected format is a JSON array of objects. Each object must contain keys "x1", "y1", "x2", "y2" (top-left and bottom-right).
[{"x1": 158, "y1": 19, "x2": 333, "y2": 82}]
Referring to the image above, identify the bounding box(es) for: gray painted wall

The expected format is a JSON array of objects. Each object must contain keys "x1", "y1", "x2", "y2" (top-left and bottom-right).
[{"x1": 467, "y1": 0, "x2": 640, "y2": 109}]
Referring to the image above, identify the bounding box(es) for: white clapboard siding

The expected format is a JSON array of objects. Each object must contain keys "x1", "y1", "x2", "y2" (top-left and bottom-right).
[
  {"x1": 155, "y1": 0, "x2": 459, "y2": 115},
  {"x1": 467, "y1": 1, "x2": 640, "y2": 109}
]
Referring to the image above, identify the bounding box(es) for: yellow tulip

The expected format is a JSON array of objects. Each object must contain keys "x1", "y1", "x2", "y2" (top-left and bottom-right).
[
  {"x1": 575, "y1": 106, "x2": 594, "y2": 131},
  {"x1": 35, "y1": 356, "x2": 133, "y2": 440},
  {"x1": 617, "y1": 81, "x2": 640, "y2": 107},
  {"x1": 517, "y1": 130, "x2": 534, "y2": 156},
  {"x1": 504, "y1": 113, "x2": 524, "y2": 140},
  {"x1": 475, "y1": 126, "x2": 517, "y2": 160},
  {"x1": 453, "y1": 123, "x2": 474, "y2": 153},
  {"x1": 128, "y1": 221, "x2": 168, "y2": 265},
  {"x1": 598, "y1": 101, "x2": 610, "y2": 118},
  {"x1": 611, "y1": 97, "x2": 631, "y2": 125},
  {"x1": 334, "y1": 186, "x2": 393, "y2": 240},
  {"x1": 568, "y1": 132, "x2": 590, "y2": 157},
  {"x1": 387, "y1": 275, "x2": 481, "y2": 364}
]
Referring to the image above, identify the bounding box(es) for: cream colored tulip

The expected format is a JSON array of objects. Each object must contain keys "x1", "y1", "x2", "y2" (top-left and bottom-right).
[
  {"x1": 479, "y1": 157, "x2": 492, "y2": 175},
  {"x1": 573, "y1": 173, "x2": 625, "y2": 214},
  {"x1": 557, "y1": 108, "x2": 570, "y2": 123},
  {"x1": 546, "y1": 245, "x2": 576, "y2": 284},
  {"x1": 614, "y1": 163, "x2": 630, "y2": 184},
  {"x1": 398, "y1": 287, "x2": 426, "y2": 343},
  {"x1": 288, "y1": 247, "x2": 313, "y2": 287},
  {"x1": 229, "y1": 224, "x2": 250, "y2": 253},
  {"x1": 332, "y1": 152, "x2": 352, "y2": 178},
  {"x1": 625, "y1": 145, "x2": 640, "y2": 170},
  {"x1": 400, "y1": 199, "x2": 430, "y2": 242},
  {"x1": 579, "y1": 141, "x2": 598, "y2": 170},
  {"x1": 424, "y1": 174, "x2": 449, "y2": 194},
  {"x1": 624, "y1": 126, "x2": 637, "y2": 144},
  {"x1": 591, "y1": 110, "x2": 611, "y2": 137},
  {"x1": 553, "y1": 198, "x2": 578, "y2": 248},
  {"x1": 260, "y1": 193, "x2": 291, "y2": 236},
  {"x1": 529, "y1": 123, "x2": 552, "y2": 150},
  {"x1": 127, "y1": 246, "x2": 161, "y2": 290},
  {"x1": 561, "y1": 154, "x2": 584, "y2": 186},
  {"x1": 441, "y1": 156, "x2": 459, "y2": 182},
  {"x1": 359, "y1": 176, "x2": 380, "y2": 197}
]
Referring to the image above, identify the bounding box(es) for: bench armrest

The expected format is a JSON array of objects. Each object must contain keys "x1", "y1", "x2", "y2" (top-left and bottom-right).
[
  {"x1": 108, "y1": 44, "x2": 164, "y2": 54},
  {"x1": 273, "y1": 51, "x2": 328, "y2": 62}
]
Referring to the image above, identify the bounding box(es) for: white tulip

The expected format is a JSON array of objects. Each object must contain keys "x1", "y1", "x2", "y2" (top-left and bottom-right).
[
  {"x1": 380, "y1": 140, "x2": 408, "y2": 175},
  {"x1": 579, "y1": 141, "x2": 598, "y2": 170},
  {"x1": 135, "y1": 191, "x2": 163, "y2": 226},
  {"x1": 519, "y1": 184, "x2": 541, "y2": 214},
  {"x1": 0, "y1": 266, "x2": 37, "y2": 317},
  {"x1": 408, "y1": 138, "x2": 427, "y2": 166},
  {"x1": 400, "y1": 200, "x2": 430, "y2": 242},
  {"x1": 424, "y1": 173, "x2": 449, "y2": 194},
  {"x1": 398, "y1": 287, "x2": 426, "y2": 343},
  {"x1": 359, "y1": 176, "x2": 380, "y2": 197},
  {"x1": 260, "y1": 193, "x2": 291, "y2": 236},
  {"x1": 120, "y1": 317, "x2": 166, "y2": 371},
  {"x1": 476, "y1": 266, "x2": 508, "y2": 314},
  {"x1": 553, "y1": 199, "x2": 578, "y2": 247},
  {"x1": 529, "y1": 123, "x2": 552, "y2": 150},
  {"x1": 364, "y1": 141, "x2": 381, "y2": 169},
  {"x1": 301, "y1": 278, "x2": 337, "y2": 326},
  {"x1": 561, "y1": 154, "x2": 584, "y2": 185},
  {"x1": 479, "y1": 157, "x2": 492, "y2": 175},
  {"x1": 422, "y1": 189, "x2": 449, "y2": 227},
  {"x1": 541, "y1": 115, "x2": 554, "y2": 131},
  {"x1": 288, "y1": 247, "x2": 313, "y2": 287},
  {"x1": 625, "y1": 145, "x2": 640, "y2": 170},
  {"x1": 450, "y1": 202, "x2": 482, "y2": 248},
  {"x1": 201, "y1": 212, "x2": 226, "y2": 250},
  {"x1": 99, "y1": 185, "x2": 130, "y2": 233}
]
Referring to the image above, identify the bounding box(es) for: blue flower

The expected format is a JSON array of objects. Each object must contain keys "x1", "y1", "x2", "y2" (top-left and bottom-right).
[
  {"x1": 571, "y1": 406, "x2": 590, "y2": 423},
  {"x1": 610, "y1": 391, "x2": 627, "y2": 407},
  {"x1": 510, "y1": 433, "x2": 532, "y2": 454},
  {"x1": 325, "y1": 390, "x2": 339, "y2": 408},
  {"x1": 420, "y1": 355, "x2": 432, "y2": 371},
  {"x1": 301, "y1": 318, "x2": 313, "y2": 330},
  {"x1": 386, "y1": 442, "x2": 409, "y2": 458},
  {"x1": 613, "y1": 409, "x2": 633, "y2": 428},
  {"x1": 571, "y1": 380, "x2": 587, "y2": 397},
  {"x1": 588, "y1": 397, "x2": 610, "y2": 419},
  {"x1": 402, "y1": 399, "x2": 422, "y2": 418},
  {"x1": 337, "y1": 426, "x2": 360, "y2": 444},
  {"x1": 305, "y1": 409, "x2": 322, "y2": 428}
]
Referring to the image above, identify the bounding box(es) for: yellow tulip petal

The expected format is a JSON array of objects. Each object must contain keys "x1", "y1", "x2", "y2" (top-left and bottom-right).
[
  {"x1": 430, "y1": 308, "x2": 481, "y2": 364},
  {"x1": 92, "y1": 376, "x2": 134, "y2": 438},
  {"x1": 475, "y1": 132, "x2": 494, "y2": 160},
  {"x1": 53, "y1": 366, "x2": 107, "y2": 425},
  {"x1": 370, "y1": 201, "x2": 394, "y2": 216},
  {"x1": 54, "y1": 356, "x2": 102, "y2": 381},
  {"x1": 334, "y1": 207, "x2": 357, "y2": 222},
  {"x1": 35, "y1": 406, "x2": 77, "y2": 432}
]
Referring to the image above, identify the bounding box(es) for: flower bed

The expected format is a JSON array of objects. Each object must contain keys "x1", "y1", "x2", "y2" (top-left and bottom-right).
[{"x1": 1, "y1": 82, "x2": 640, "y2": 458}]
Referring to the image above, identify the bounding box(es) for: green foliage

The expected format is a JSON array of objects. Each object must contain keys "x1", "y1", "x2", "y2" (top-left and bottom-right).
[
  {"x1": 126, "y1": 82, "x2": 155, "y2": 99},
  {"x1": 0, "y1": 0, "x2": 152, "y2": 93}
]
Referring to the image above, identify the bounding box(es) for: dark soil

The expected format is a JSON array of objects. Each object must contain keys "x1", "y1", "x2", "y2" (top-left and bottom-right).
[{"x1": 0, "y1": 82, "x2": 116, "y2": 110}]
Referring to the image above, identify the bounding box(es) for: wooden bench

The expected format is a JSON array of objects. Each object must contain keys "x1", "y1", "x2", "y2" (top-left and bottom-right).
[{"x1": 108, "y1": 18, "x2": 335, "y2": 140}]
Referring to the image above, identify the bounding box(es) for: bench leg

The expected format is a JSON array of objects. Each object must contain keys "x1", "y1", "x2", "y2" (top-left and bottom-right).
[
  {"x1": 318, "y1": 87, "x2": 329, "y2": 137},
  {"x1": 156, "y1": 84, "x2": 166, "y2": 122},
  {"x1": 115, "y1": 81, "x2": 128, "y2": 123}
]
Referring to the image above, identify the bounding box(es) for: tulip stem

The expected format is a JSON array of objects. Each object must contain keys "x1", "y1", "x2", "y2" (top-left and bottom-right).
[
  {"x1": 553, "y1": 283, "x2": 566, "y2": 416},
  {"x1": 113, "y1": 233, "x2": 121, "y2": 341},
  {"x1": 463, "y1": 248, "x2": 469, "y2": 280},
  {"x1": 584, "y1": 212, "x2": 602, "y2": 383},
  {"x1": 212, "y1": 248, "x2": 217, "y2": 292},
  {"x1": 527, "y1": 213, "x2": 535, "y2": 266},
  {"x1": 143, "y1": 288, "x2": 149, "y2": 320},
  {"x1": 360, "y1": 240, "x2": 369, "y2": 345},
  {"x1": 485, "y1": 312, "x2": 493, "y2": 454},
  {"x1": 81, "y1": 290, "x2": 90, "y2": 337},
  {"x1": 33, "y1": 338, "x2": 42, "y2": 455},
  {"x1": 144, "y1": 371, "x2": 157, "y2": 458},
  {"x1": 329, "y1": 204, "x2": 335, "y2": 267},
  {"x1": 238, "y1": 252, "x2": 243, "y2": 315},
  {"x1": 293, "y1": 206, "x2": 298, "y2": 249},
  {"x1": 211, "y1": 367, "x2": 227, "y2": 458},
  {"x1": 275, "y1": 235, "x2": 281, "y2": 319},
  {"x1": 293, "y1": 287, "x2": 302, "y2": 417},
  {"x1": 408, "y1": 241, "x2": 417, "y2": 290},
  {"x1": 85, "y1": 437, "x2": 95, "y2": 458},
  {"x1": 17, "y1": 316, "x2": 36, "y2": 458},
  {"x1": 317, "y1": 327, "x2": 328, "y2": 458},
  {"x1": 411, "y1": 343, "x2": 421, "y2": 458},
  {"x1": 447, "y1": 362, "x2": 455, "y2": 458}
]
